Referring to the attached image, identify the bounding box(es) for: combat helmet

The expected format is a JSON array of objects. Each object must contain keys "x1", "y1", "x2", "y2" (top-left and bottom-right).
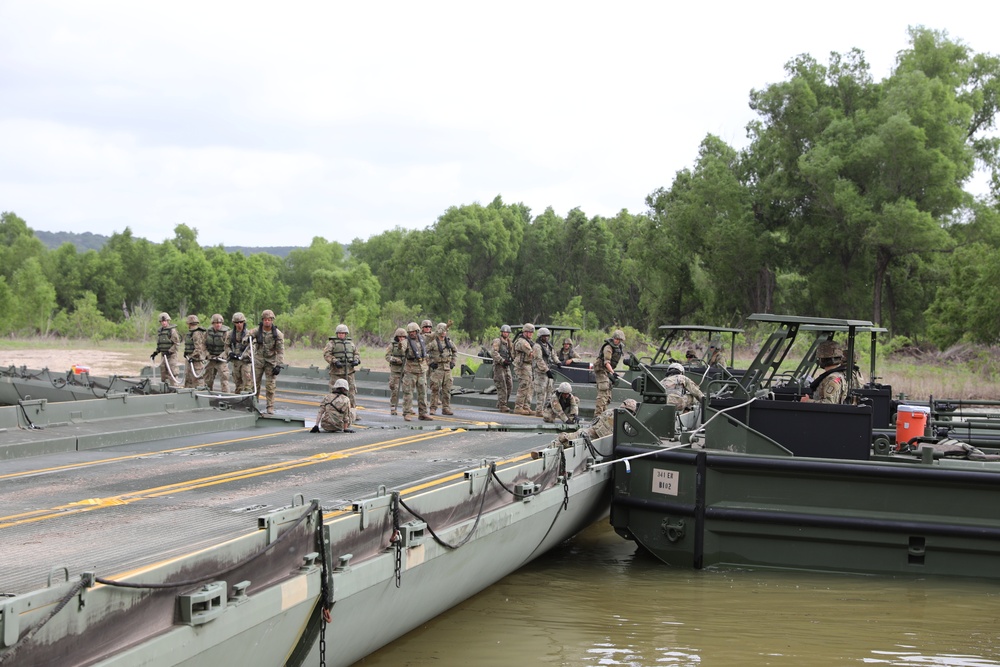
[
  {"x1": 817, "y1": 340, "x2": 844, "y2": 362},
  {"x1": 436, "y1": 322, "x2": 448, "y2": 334},
  {"x1": 333, "y1": 378, "x2": 349, "y2": 392},
  {"x1": 421, "y1": 319, "x2": 432, "y2": 329},
  {"x1": 335, "y1": 324, "x2": 349, "y2": 335},
  {"x1": 232, "y1": 312, "x2": 246, "y2": 323},
  {"x1": 261, "y1": 309, "x2": 275, "y2": 320},
  {"x1": 557, "y1": 382, "x2": 572, "y2": 394},
  {"x1": 211, "y1": 313, "x2": 224, "y2": 324},
  {"x1": 537, "y1": 327, "x2": 551, "y2": 338},
  {"x1": 406, "y1": 322, "x2": 420, "y2": 333},
  {"x1": 186, "y1": 314, "x2": 200, "y2": 325},
  {"x1": 613, "y1": 329, "x2": 625, "y2": 341},
  {"x1": 500, "y1": 324, "x2": 511, "y2": 334},
  {"x1": 522, "y1": 323, "x2": 535, "y2": 333},
  {"x1": 667, "y1": 362, "x2": 685, "y2": 375},
  {"x1": 159, "y1": 312, "x2": 171, "y2": 323},
  {"x1": 621, "y1": 398, "x2": 638, "y2": 414},
  {"x1": 394, "y1": 327, "x2": 406, "y2": 338}
]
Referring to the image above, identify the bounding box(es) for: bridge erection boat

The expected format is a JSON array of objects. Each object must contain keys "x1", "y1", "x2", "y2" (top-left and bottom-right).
[{"x1": 609, "y1": 314, "x2": 1000, "y2": 579}]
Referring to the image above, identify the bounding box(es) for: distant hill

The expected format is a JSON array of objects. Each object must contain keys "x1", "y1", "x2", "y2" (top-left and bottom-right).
[{"x1": 33, "y1": 230, "x2": 300, "y2": 258}]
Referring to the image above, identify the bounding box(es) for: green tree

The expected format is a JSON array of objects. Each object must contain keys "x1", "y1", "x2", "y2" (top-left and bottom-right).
[{"x1": 11, "y1": 257, "x2": 57, "y2": 334}]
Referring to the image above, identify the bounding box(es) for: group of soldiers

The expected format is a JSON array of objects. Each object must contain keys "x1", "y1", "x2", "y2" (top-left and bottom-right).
[
  {"x1": 153, "y1": 309, "x2": 285, "y2": 413},
  {"x1": 384, "y1": 320, "x2": 458, "y2": 421}
]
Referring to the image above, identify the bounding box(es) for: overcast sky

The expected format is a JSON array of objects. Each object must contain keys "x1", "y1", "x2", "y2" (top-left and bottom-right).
[{"x1": 0, "y1": 2, "x2": 995, "y2": 248}]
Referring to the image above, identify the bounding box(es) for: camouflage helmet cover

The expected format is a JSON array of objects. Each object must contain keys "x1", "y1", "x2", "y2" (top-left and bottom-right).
[
  {"x1": 159, "y1": 312, "x2": 171, "y2": 322},
  {"x1": 557, "y1": 382, "x2": 572, "y2": 394},
  {"x1": 563, "y1": 338, "x2": 573, "y2": 345},
  {"x1": 421, "y1": 319, "x2": 432, "y2": 328},
  {"x1": 537, "y1": 327, "x2": 551, "y2": 338},
  {"x1": 621, "y1": 398, "x2": 638, "y2": 414},
  {"x1": 333, "y1": 378, "x2": 349, "y2": 392},
  {"x1": 436, "y1": 322, "x2": 448, "y2": 334},
  {"x1": 817, "y1": 340, "x2": 843, "y2": 360},
  {"x1": 232, "y1": 312, "x2": 246, "y2": 323},
  {"x1": 211, "y1": 313, "x2": 224, "y2": 324},
  {"x1": 394, "y1": 327, "x2": 407, "y2": 338},
  {"x1": 500, "y1": 324, "x2": 512, "y2": 333},
  {"x1": 613, "y1": 329, "x2": 625, "y2": 341},
  {"x1": 186, "y1": 314, "x2": 200, "y2": 325},
  {"x1": 522, "y1": 323, "x2": 535, "y2": 333},
  {"x1": 335, "y1": 324, "x2": 349, "y2": 335},
  {"x1": 261, "y1": 309, "x2": 275, "y2": 320},
  {"x1": 668, "y1": 362, "x2": 686, "y2": 375},
  {"x1": 406, "y1": 322, "x2": 420, "y2": 333}
]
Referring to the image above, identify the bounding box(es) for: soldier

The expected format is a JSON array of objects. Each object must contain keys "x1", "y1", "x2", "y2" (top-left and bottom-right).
[
  {"x1": 401, "y1": 321, "x2": 432, "y2": 421},
  {"x1": 427, "y1": 322, "x2": 457, "y2": 415},
  {"x1": 183, "y1": 314, "x2": 208, "y2": 389},
  {"x1": 542, "y1": 382, "x2": 580, "y2": 424},
  {"x1": 660, "y1": 362, "x2": 705, "y2": 411},
  {"x1": 384, "y1": 327, "x2": 407, "y2": 416},
  {"x1": 531, "y1": 327, "x2": 556, "y2": 416},
  {"x1": 512, "y1": 323, "x2": 535, "y2": 415},
  {"x1": 203, "y1": 314, "x2": 231, "y2": 392},
  {"x1": 491, "y1": 325, "x2": 514, "y2": 413},
  {"x1": 553, "y1": 398, "x2": 638, "y2": 448},
  {"x1": 151, "y1": 312, "x2": 182, "y2": 388},
  {"x1": 229, "y1": 312, "x2": 253, "y2": 393},
  {"x1": 249, "y1": 309, "x2": 285, "y2": 414},
  {"x1": 802, "y1": 340, "x2": 848, "y2": 404},
  {"x1": 310, "y1": 378, "x2": 354, "y2": 433},
  {"x1": 594, "y1": 329, "x2": 625, "y2": 414},
  {"x1": 707, "y1": 340, "x2": 724, "y2": 367},
  {"x1": 323, "y1": 324, "x2": 361, "y2": 413},
  {"x1": 557, "y1": 337, "x2": 578, "y2": 365}
]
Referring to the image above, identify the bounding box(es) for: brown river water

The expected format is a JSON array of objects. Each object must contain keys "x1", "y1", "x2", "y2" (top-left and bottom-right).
[{"x1": 357, "y1": 520, "x2": 1000, "y2": 666}]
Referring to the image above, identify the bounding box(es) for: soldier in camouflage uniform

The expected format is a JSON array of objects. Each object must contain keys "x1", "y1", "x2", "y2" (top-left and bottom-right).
[
  {"x1": 183, "y1": 314, "x2": 208, "y2": 389},
  {"x1": 152, "y1": 312, "x2": 183, "y2": 388},
  {"x1": 249, "y1": 309, "x2": 285, "y2": 414},
  {"x1": 660, "y1": 362, "x2": 705, "y2": 411},
  {"x1": 401, "y1": 322, "x2": 432, "y2": 421},
  {"x1": 554, "y1": 398, "x2": 638, "y2": 447},
  {"x1": 531, "y1": 327, "x2": 556, "y2": 416},
  {"x1": 311, "y1": 378, "x2": 353, "y2": 433},
  {"x1": 491, "y1": 325, "x2": 514, "y2": 413},
  {"x1": 542, "y1": 382, "x2": 580, "y2": 424},
  {"x1": 512, "y1": 323, "x2": 535, "y2": 415},
  {"x1": 229, "y1": 312, "x2": 253, "y2": 393},
  {"x1": 385, "y1": 327, "x2": 406, "y2": 416},
  {"x1": 802, "y1": 340, "x2": 848, "y2": 404},
  {"x1": 557, "y1": 337, "x2": 578, "y2": 365},
  {"x1": 323, "y1": 324, "x2": 361, "y2": 412},
  {"x1": 594, "y1": 329, "x2": 625, "y2": 415},
  {"x1": 203, "y1": 314, "x2": 231, "y2": 392},
  {"x1": 427, "y1": 322, "x2": 457, "y2": 415}
]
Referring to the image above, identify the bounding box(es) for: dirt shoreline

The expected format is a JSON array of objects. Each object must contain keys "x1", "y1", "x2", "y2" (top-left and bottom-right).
[{"x1": 0, "y1": 350, "x2": 144, "y2": 377}]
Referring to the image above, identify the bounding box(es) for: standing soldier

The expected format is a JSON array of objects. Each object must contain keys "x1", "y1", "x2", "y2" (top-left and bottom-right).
[
  {"x1": 594, "y1": 329, "x2": 625, "y2": 415},
  {"x1": 401, "y1": 322, "x2": 432, "y2": 421},
  {"x1": 249, "y1": 309, "x2": 285, "y2": 414},
  {"x1": 557, "y1": 337, "x2": 578, "y2": 365},
  {"x1": 491, "y1": 325, "x2": 514, "y2": 413},
  {"x1": 311, "y1": 379, "x2": 354, "y2": 433},
  {"x1": 531, "y1": 327, "x2": 556, "y2": 416},
  {"x1": 183, "y1": 314, "x2": 208, "y2": 389},
  {"x1": 385, "y1": 327, "x2": 407, "y2": 416},
  {"x1": 229, "y1": 312, "x2": 253, "y2": 393},
  {"x1": 542, "y1": 382, "x2": 580, "y2": 424},
  {"x1": 151, "y1": 312, "x2": 182, "y2": 388},
  {"x1": 707, "y1": 340, "x2": 724, "y2": 368},
  {"x1": 323, "y1": 324, "x2": 361, "y2": 415},
  {"x1": 203, "y1": 314, "x2": 231, "y2": 392},
  {"x1": 513, "y1": 323, "x2": 535, "y2": 415},
  {"x1": 427, "y1": 322, "x2": 457, "y2": 415}
]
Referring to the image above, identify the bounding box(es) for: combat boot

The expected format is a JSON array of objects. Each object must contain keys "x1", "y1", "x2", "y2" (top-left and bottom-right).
[
  {"x1": 390, "y1": 408, "x2": 398, "y2": 416},
  {"x1": 418, "y1": 414, "x2": 433, "y2": 421},
  {"x1": 499, "y1": 405, "x2": 510, "y2": 413},
  {"x1": 514, "y1": 407, "x2": 533, "y2": 416},
  {"x1": 403, "y1": 414, "x2": 413, "y2": 421},
  {"x1": 442, "y1": 407, "x2": 454, "y2": 415}
]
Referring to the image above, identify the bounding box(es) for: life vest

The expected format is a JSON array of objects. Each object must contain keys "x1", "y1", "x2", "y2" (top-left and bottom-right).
[
  {"x1": 184, "y1": 327, "x2": 206, "y2": 357},
  {"x1": 230, "y1": 328, "x2": 249, "y2": 355},
  {"x1": 405, "y1": 335, "x2": 426, "y2": 360},
  {"x1": 328, "y1": 337, "x2": 356, "y2": 363},
  {"x1": 205, "y1": 328, "x2": 228, "y2": 356},
  {"x1": 156, "y1": 326, "x2": 176, "y2": 354}
]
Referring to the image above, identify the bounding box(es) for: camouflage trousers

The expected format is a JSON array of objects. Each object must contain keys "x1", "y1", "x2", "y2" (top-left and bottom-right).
[
  {"x1": 159, "y1": 354, "x2": 183, "y2": 388},
  {"x1": 401, "y1": 369, "x2": 428, "y2": 417},
  {"x1": 388, "y1": 366, "x2": 403, "y2": 412},
  {"x1": 328, "y1": 370, "x2": 357, "y2": 408},
  {"x1": 203, "y1": 358, "x2": 230, "y2": 392},
  {"x1": 493, "y1": 363, "x2": 513, "y2": 410},
  {"x1": 232, "y1": 359, "x2": 253, "y2": 394},
  {"x1": 514, "y1": 363, "x2": 533, "y2": 411},
  {"x1": 594, "y1": 370, "x2": 613, "y2": 415},
  {"x1": 183, "y1": 358, "x2": 207, "y2": 389},
  {"x1": 429, "y1": 367, "x2": 453, "y2": 412},
  {"x1": 532, "y1": 375, "x2": 553, "y2": 413},
  {"x1": 255, "y1": 362, "x2": 279, "y2": 412}
]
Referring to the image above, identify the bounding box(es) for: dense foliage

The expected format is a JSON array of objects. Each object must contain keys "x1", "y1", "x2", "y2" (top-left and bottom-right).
[{"x1": 3, "y1": 28, "x2": 999, "y2": 347}]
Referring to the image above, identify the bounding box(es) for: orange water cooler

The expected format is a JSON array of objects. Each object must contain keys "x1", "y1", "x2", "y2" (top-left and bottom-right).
[{"x1": 895, "y1": 405, "x2": 929, "y2": 450}]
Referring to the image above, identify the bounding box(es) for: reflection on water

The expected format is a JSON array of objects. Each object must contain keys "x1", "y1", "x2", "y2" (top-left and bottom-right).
[{"x1": 356, "y1": 521, "x2": 1000, "y2": 666}]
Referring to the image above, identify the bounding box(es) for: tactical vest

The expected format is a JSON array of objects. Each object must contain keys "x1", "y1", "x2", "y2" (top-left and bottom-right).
[
  {"x1": 156, "y1": 326, "x2": 176, "y2": 354},
  {"x1": 598, "y1": 339, "x2": 623, "y2": 369},
  {"x1": 184, "y1": 327, "x2": 205, "y2": 357},
  {"x1": 205, "y1": 328, "x2": 227, "y2": 356},
  {"x1": 405, "y1": 335, "x2": 426, "y2": 360},
  {"x1": 493, "y1": 338, "x2": 512, "y2": 363},
  {"x1": 388, "y1": 340, "x2": 405, "y2": 364},
  {"x1": 539, "y1": 341, "x2": 553, "y2": 363},
  {"x1": 328, "y1": 337, "x2": 355, "y2": 363},
  {"x1": 558, "y1": 393, "x2": 573, "y2": 412},
  {"x1": 230, "y1": 328, "x2": 249, "y2": 354}
]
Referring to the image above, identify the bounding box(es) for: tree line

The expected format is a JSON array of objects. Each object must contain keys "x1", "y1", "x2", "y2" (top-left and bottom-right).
[{"x1": 2, "y1": 28, "x2": 998, "y2": 349}]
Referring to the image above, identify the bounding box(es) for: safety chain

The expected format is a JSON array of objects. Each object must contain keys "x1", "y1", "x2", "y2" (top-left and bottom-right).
[
  {"x1": 317, "y1": 506, "x2": 330, "y2": 667},
  {"x1": 558, "y1": 449, "x2": 570, "y2": 510},
  {"x1": 390, "y1": 492, "x2": 402, "y2": 588}
]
